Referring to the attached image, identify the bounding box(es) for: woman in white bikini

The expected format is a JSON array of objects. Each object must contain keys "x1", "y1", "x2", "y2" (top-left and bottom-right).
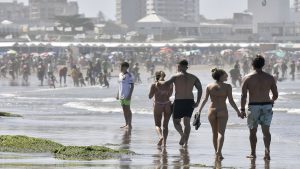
[
  {"x1": 149, "y1": 71, "x2": 173, "y2": 146},
  {"x1": 198, "y1": 68, "x2": 242, "y2": 161}
]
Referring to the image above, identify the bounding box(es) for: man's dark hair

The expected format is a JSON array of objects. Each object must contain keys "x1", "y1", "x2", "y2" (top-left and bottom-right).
[
  {"x1": 178, "y1": 59, "x2": 188, "y2": 67},
  {"x1": 252, "y1": 55, "x2": 265, "y2": 69},
  {"x1": 121, "y1": 62, "x2": 130, "y2": 68}
]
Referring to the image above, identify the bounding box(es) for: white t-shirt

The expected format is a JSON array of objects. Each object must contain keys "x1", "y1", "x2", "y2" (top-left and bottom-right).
[{"x1": 118, "y1": 72, "x2": 134, "y2": 99}]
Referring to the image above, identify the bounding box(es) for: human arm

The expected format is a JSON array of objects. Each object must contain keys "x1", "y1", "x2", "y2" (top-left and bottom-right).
[
  {"x1": 198, "y1": 86, "x2": 210, "y2": 115},
  {"x1": 168, "y1": 84, "x2": 173, "y2": 97},
  {"x1": 270, "y1": 77, "x2": 278, "y2": 103},
  {"x1": 160, "y1": 76, "x2": 176, "y2": 86},
  {"x1": 241, "y1": 77, "x2": 248, "y2": 118},
  {"x1": 116, "y1": 89, "x2": 119, "y2": 100},
  {"x1": 194, "y1": 78, "x2": 203, "y2": 108},
  {"x1": 148, "y1": 84, "x2": 155, "y2": 99},
  {"x1": 227, "y1": 84, "x2": 243, "y2": 118},
  {"x1": 126, "y1": 83, "x2": 134, "y2": 100}
]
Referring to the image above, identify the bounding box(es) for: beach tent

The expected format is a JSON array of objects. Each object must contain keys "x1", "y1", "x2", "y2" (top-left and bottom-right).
[
  {"x1": 6, "y1": 50, "x2": 17, "y2": 55},
  {"x1": 1, "y1": 20, "x2": 13, "y2": 25}
]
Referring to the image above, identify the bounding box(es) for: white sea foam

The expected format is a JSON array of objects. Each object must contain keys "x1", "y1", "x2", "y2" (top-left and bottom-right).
[
  {"x1": 15, "y1": 96, "x2": 117, "y2": 103},
  {"x1": 0, "y1": 93, "x2": 17, "y2": 97},
  {"x1": 286, "y1": 109, "x2": 300, "y2": 115},
  {"x1": 63, "y1": 102, "x2": 122, "y2": 113},
  {"x1": 63, "y1": 102, "x2": 153, "y2": 115},
  {"x1": 273, "y1": 108, "x2": 300, "y2": 115}
]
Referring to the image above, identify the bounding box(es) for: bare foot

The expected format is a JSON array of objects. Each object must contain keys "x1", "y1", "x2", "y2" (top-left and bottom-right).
[
  {"x1": 157, "y1": 137, "x2": 163, "y2": 146},
  {"x1": 216, "y1": 154, "x2": 224, "y2": 161},
  {"x1": 120, "y1": 125, "x2": 127, "y2": 129},
  {"x1": 246, "y1": 154, "x2": 256, "y2": 159},
  {"x1": 183, "y1": 143, "x2": 188, "y2": 148},
  {"x1": 264, "y1": 152, "x2": 271, "y2": 161},
  {"x1": 179, "y1": 135, "x2": 186, "y2": 146}
]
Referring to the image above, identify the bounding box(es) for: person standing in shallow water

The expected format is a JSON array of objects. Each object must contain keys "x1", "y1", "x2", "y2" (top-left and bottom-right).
[
  {"x1": 149, "y1": 71, "x2": 173, "y2": 147},
  {"x1": 159, "y1": 59, "x2": 202, "y2": 147},
  {"x1": 197, "y1": 68, "x2": 243, "y2": 161},
  {"x1": 116, "y1": 62, "x2": 134, "y2": 129},
  {"x1": 241, "y1": 55, "x2": 278, "y2": 161}
]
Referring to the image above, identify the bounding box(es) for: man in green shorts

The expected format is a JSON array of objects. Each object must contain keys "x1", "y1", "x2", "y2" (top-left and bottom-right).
[{"x1": 116, "y1": 62, "x2": 134, "y2": 129}]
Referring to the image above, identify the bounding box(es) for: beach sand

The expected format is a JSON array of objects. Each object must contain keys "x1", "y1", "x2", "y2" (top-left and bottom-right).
[{"x1": 0, "y1": 65, "x2": 299, "y2": 168}]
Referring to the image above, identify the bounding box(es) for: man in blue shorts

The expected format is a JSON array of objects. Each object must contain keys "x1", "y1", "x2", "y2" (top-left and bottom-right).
[{"x1": 241, "y1": 55, "x2": 278, "y2": 161}]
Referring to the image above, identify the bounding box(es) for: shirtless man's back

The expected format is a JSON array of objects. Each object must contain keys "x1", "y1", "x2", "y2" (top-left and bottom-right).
[
  {"x1": 162, "y1": 60, "x2": 202, "y2": 147},
  {"x1": 241, "y1": 55, "x2": 278, "y2": 161}
]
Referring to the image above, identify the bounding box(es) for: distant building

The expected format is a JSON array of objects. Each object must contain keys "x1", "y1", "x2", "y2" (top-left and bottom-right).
[
  {"x1": 116, "y1": 0, "x2": 147, "y2": 29},
  {"x1": 0, "y1": 0, "x2": 29, "y2": 23},
  {"x1": 29, "y1": 0, "x2": 79, "y2": 22},
  {"x1": 295, "y1": 0, "x2": 300, "y2": 12},
  {"x1": 233, "y1": 12, "x2": 253, "y2": 25},
  {"x1": 146, "y1": 0, "x2": 199, "y2": 23},
  {"x1": 258, "y1": 22, "x2": 300, "y2": 42},
  {"x1": 248, "y1": 0, "x2": 290, "y2": 33}
]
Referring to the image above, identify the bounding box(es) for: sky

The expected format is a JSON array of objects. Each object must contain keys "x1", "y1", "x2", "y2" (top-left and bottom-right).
[{"x1": 0, "y1": 0, "x2": 293, "y2": 20}]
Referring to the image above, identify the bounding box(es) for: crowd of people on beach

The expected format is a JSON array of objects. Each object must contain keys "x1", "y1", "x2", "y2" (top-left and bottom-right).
[
  {"x1": 0, "y1": 48, "x2": 298, "y2": 90},
  {"x1": 116, "y1": 55, "x2": 278, "y2": 162},
  {"x1": 1, "y1": 46, "x2": 299, "y2": 163}
]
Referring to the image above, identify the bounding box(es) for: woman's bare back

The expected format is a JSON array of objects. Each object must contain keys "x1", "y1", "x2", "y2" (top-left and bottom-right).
[{"x1": 207, "y1": 83, "x2": 230, "y2": 116}]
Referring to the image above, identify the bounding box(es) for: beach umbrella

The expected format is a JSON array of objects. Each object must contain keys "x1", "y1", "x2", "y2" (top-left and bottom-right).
[
  {"x1": 220, "y1": 49, "x2": 233, "y2": 56},
  {"x1": 237, "y1": 48, "x2": 250, "y2": 53},
  {"x1": 6, "y1": 50, "x2": 17, "y2": 55},
  {"x1": 48, "y1": 52, "x2": 56, "y2": 56},
  {"x1": 159, "y1": 47, "x2": 173, "y2": 54},
  {"x1": 40, "y1": 52, "x2": 49, "y2": 57},
  {"x1": 265, "y1": 50, "x2": 286, "y2": 58}
]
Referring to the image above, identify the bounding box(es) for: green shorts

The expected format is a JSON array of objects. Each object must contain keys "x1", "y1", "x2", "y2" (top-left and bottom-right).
[{"x1": 120, "y1": 99, "x2": 131, "y2": 106}]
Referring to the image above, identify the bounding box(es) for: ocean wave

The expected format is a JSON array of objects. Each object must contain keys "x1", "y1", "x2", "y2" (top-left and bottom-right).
[
  {"x1": 15, "y1": 96, "x2": 117, "y2": 103},
  {"x1": 273, "y1": 108, "x2": 300, "y2": 115},
  {"x1": 232, "y1": 91, "x2": 298, "y2": 96},
  {"x1": 63, "y1": 102, "x2": 153, "y2": 115},
  {"x1": 0, "y1": 93, "x2": 17, "y2": 98}
]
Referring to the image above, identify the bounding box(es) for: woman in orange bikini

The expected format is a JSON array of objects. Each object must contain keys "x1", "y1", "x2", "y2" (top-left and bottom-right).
[
  {"x1": 198, "y1": 68, "x2": 242, "y2": 160},
  {"x1": 149, "y1": 71, "x2": 173, "y2": 146}
]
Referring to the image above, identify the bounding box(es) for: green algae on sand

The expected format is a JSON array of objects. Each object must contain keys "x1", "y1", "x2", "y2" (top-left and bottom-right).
[
  {"x1": 0, "y1": 112, "x2": 22, "y2": 117},
  {"x1": 0, "y1": 135, "x2": 63, "y2": 153},
  {"x1": 0, "y1": 135, "x2": 134, "y2": 161},
  {"x1": 54, "y1": 146, "x2": 133, "y2": 160}
]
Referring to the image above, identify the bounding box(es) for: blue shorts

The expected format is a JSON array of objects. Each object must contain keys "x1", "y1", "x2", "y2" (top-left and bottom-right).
[{"x1": 247, "y1": 104, "x2": 273, "y2": 129}]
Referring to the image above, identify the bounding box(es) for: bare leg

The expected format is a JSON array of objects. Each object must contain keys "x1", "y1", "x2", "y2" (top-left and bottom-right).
[
  {"x1": 208, "y1": 111, "x2": 218, "y2": 153},
  {"x1": 154, "y1": 105, "x2": 163, "y2": 146},
  {"x1": 183, "y1": 117, "x2": 191, "y2": 147},
  {"x1": 262, "y1": 125, "x2": 271, "y2": 160},
  {"x1": 247, "y1": 128, "x2": 257, "y2": 159},
  {"x1": 121, "y1": 105, "x2": 132, "y2": 129},
  {"x1": 162, "y1": 104, "x2": 172, "y2": 147},
  {"x1": 216, "y1": 112, "x2": 228, "y2": 160},
  {"x1": 173, "y1": 118, "x2": 184, "y2": 145}
]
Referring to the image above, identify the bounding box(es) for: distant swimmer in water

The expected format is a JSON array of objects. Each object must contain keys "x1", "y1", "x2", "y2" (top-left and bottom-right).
[
  {"x1": 241, "y1": 55, "x2": 278, "y2": 161},
  {"x1": 149, "y1": 71, "x2": 173, "y2": 147},
  {"x1": 116, "y1": 62, "x2": 134, "y2": 129},
  {"x1": 197, "y1": 68, "x2": 243, "y2": 161},
  {"x1": 159, "y1": 59, "x2": 202, "y2": 147}
]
